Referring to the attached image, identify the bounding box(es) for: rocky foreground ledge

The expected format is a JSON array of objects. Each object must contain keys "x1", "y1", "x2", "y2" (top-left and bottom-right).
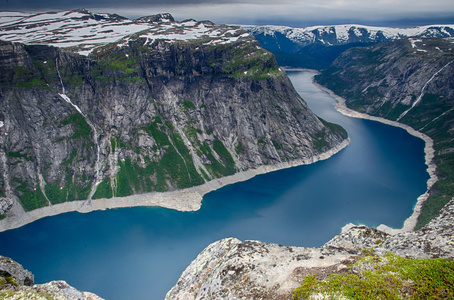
[
  {"x1": 0, "y1": 256, "x2": 102, "y2": 299},
  {"x1": 165, "y1": 198, "x2": 454, "y2": 299}
]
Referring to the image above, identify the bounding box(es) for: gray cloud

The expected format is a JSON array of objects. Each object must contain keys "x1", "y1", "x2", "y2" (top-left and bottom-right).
[{"x1": 2, "y1": 0, "x2": 454, "y2": 27}]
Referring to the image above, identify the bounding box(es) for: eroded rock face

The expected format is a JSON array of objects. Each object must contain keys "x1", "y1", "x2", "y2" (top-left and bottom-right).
[
  {"x1": 0, "y1": 198, "x2": 13, "y2": 215},
  {"x1": 0, "y1": 255, "x2": 33, "y2": 286},
  {"x1": 166, "y1": 199, "x2": 454, "y2": 299},
  {"x1": 0, "y1": 255, "x2": 103, "y2": 299},
  {"x1": 165, "y1": 238, "x2": 360, "y2": 300}
]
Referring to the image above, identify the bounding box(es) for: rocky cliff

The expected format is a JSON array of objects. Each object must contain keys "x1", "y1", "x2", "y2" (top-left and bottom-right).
[
  {"x1": 315, "y1": 37, "x2": 454, "y2": 228},
  {"x1": 0, "y1": 255, "x2": 102, "y2": 299},
  {"x1": 166, "y1": 198, "x2": 454, "y2": 299},
  {"x1": 0, "y1": 10, "x2": 348, "y2": 225}
]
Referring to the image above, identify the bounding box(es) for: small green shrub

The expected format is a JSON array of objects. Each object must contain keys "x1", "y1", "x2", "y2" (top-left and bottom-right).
[
  {"x1": 272, "y1": 139, "x2": 283, "y2": 150},
  {"x1": 181, "y1": 100, "x2": 196, "y2": 110},
  {"x1": 235, "y1": 141, "x2": 246, "y2": 154},
  {"x1": 7, "y1": 151, "x2": 32, "y2": 161},
  {"x1": 5, "y1": 276, "x2": 17, "y2": 287},
  {"x1": 60, "y1": 113, "x2": 92, "y2": 141},
  {"x1": 92, "y1": 177, "x2": 113, "y2": 199}
]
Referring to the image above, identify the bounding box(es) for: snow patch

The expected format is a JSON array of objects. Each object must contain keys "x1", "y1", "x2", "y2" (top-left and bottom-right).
[
  {"x1": 0, "y1": 10, "x2": 251, "y2": 55},
  {"x1": 409, "y1": 38, "x2": 422, "y2": 48},
  {"x1": 0, "y1": 121, "x2": 3, "y2": 128},
  {"x1": 243, "y1": 24, "x2": 454, "y2": 46}
]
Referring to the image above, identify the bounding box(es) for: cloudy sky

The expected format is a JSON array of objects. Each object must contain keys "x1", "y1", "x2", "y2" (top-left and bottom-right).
[{"x1": 1, "y1": 0, "x2": 454, "y2": 27}]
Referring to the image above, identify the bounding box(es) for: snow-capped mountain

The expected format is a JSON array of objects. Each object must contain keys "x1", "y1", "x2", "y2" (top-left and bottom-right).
[
  {"x1": 240, "y1": 23, "x2": 454, "y2": 69},
  {"x1": 0, "y1": 9, "x2": 251, "y2": 56},
  {"x1": 242, "y1": 24, "x2": 454, "y2": 48}
]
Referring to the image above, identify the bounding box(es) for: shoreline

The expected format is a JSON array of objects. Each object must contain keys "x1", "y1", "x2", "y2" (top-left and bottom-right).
[
  {"x1": 0, "y1": 139, "x2": 350, "y2": 232},
  {"x1": 312, "y1": 78, "x2": 438, "y2": 234}
]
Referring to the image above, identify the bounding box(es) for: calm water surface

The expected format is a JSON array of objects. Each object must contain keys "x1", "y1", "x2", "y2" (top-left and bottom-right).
[{"x1": 0, "y1": 71, "x2": 429, "y2": 299}]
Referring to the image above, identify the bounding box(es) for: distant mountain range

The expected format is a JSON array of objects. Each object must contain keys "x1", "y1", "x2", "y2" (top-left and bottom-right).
[{"x1": 242, "y1": 24, "x2": 454, "y2": 69}]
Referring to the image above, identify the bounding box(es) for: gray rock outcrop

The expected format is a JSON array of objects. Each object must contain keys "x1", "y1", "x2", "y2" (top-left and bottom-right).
[
  {"x1": 0, "y1": 255, "x2": 34, "y2": 286},
  {"x1": 0, "y1": 255, "x2": 102, "y2": 299},
  {"x1": 166, "y1": 198, "x2": 454, "y2": 299}
]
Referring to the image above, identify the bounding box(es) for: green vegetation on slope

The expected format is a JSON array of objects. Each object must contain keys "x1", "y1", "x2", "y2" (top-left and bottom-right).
[
  {"x1": 60, "y1": 113, "x2": 92, "y2": 141},
  {"x1": 92, "y1": 177, "x2": 113, "y2": 200},
  {"x1": 293, "y1": 253, "x2": 454, "y2": 300},
  {"x1": 220, "y1": 42, "x2": 281, "y2": 79},
  {"x1": 311, "y1": 117, "x2": 348, "y2": 152},
  {"x1": 13, "y1": 179, "x2": 48, "y2": 211}
]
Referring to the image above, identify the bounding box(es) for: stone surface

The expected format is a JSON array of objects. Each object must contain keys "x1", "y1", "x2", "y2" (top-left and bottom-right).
[
  {"x1": 166, "y1": 198, "x2": 454, "y2": 299},
  {"x1": 0, "y1": 255, "x2": 103, "y2": 299},
  {"x1": 0, "y1": 280, "x2": 103, "y2": 300},
  {"x1": 0, "y1": 255, "x2": 33, "y2": 286},
  {"x1": 165, "y1": 238, "x2": 360, "y2": 300},
  {"x1": 0, "y1": 198, "x2": 12, "y2": 215}
]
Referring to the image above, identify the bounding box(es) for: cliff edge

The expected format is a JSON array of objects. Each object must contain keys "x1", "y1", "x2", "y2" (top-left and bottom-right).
[{"x1": 166, "y1": 198, "x2": 454, "y2": 299}]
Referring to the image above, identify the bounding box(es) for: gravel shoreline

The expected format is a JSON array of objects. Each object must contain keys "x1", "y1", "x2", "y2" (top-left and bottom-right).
[
  {"x1": 0, "y1": 139, "x2": 350, "y2": 232},
  {"x1": 312, "y1": 78, "x2": 437, "y2": 234}
]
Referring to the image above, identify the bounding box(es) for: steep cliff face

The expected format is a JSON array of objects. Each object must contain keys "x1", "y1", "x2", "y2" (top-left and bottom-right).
[
  {"x1": 315, "y1": 37, "x2": 454, "y2": 228},
  {"x1": 0, "y1": 11, "x2": 348, "y2": 220}
]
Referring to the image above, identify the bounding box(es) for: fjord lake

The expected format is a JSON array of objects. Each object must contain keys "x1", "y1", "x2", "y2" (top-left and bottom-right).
[{"x1": 0, "y1": 71, "x2": 429, "y2": 300}]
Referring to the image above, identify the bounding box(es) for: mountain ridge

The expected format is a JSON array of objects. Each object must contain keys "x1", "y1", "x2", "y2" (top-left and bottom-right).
[
  {"x1": 242, "y1": 23, "x2": 454, "y2": 69},
  {"x1": 243, "y1": 23, "x2": 454, "y2": 47},
  {"x1": 0, "y1": 10, "x2": 348, "y2": 227},
  {"x1": 0, "y1": 9, "x2": 248, "y2": 56}
]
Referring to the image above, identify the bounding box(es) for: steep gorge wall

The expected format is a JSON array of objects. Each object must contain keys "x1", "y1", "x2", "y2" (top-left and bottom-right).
[{"x1": 0, "y1": 37, "x2": 348, "y2": 218}]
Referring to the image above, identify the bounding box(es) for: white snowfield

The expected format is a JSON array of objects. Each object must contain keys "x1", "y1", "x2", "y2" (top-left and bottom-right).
[
  {"x1": 242, "y1": 23, "x2": 454, "y2": 46},
  {"x1": 0, "y1": 9, "x2": 252, "y2": 56}
]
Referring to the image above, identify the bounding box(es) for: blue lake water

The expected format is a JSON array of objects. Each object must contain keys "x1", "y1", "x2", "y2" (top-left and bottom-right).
[{"x1": 0, "y1": 71, "x2": 429, "y2": 299}]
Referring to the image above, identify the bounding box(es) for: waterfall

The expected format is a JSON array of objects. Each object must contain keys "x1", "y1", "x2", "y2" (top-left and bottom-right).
[{"x1": 55, "y1": 57, "x2": 101, "y2": 199}]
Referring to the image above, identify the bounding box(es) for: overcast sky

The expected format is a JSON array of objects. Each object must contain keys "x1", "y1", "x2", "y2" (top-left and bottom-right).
[{"x1": 2, "y1": 0, "x2": 454, "y2": 27}]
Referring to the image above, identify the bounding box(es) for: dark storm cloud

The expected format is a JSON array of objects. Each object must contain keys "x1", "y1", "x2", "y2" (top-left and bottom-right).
[{"x1": 1, "y1": 0, "x2": 454, "y2": 27}]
